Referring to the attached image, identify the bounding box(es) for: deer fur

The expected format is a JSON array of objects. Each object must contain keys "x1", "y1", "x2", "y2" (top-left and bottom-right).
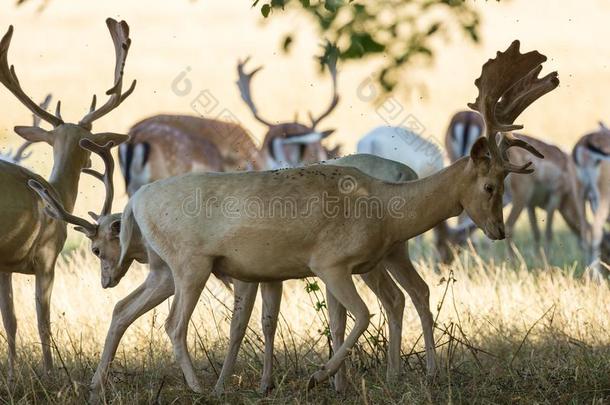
[
  {"x1": 572, "y1": 125, "x2": 610, "y2": 276},
  {"x1": 82, "y1": 41, "x2": 557, "y2": 393},
  {"x1": 445, "y1": 110, "x2": 485, "y2": 164},
  {"x1": 0, "y1": 19, "x2": 134, "y2": 379}
]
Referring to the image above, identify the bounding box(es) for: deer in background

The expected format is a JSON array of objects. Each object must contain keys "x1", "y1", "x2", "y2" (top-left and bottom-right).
[
  {"x1": 118, "y1": 54, "x2": 339, "y2": 196},
  {"x1": 79, "y1": 41, "x2": 555, "y2": 393},
  {"x1": 0, "y1": 94, "x2": 52, "y2": 165},
  {"x1": 572, "y1": 124, "x2": 610, "y2": 275},
  {"x1": 504, "y1": 134, "x2": 588, "y2": 256},
  {"x1": 0, "y1": 18, "x2": 134, "y2": 379}
]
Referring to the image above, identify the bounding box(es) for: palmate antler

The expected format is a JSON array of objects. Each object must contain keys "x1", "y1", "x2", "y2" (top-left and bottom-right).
[
  {"x1": 27, "y1": 139, "x2": 117, "y2": 237},
  {"x1": 0, "y1": 28, "x2": 63, "y2": 127},
  {"x1": 79, "y1": 18, "x2": 137, "y2": 130},
  {"x1": 468, "y1": 40, "x2": 559, "y2": 173}
]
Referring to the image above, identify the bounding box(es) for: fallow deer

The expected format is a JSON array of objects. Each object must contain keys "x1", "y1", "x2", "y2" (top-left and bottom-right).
[
  {"x1": 235, "y1": 55, "x2": 338, "y2": 169},
  {"x1": 504, "y1": 134, "x2": 588, "y2": 256},
  {"x1": 33, "y1": 149, "x2": 434, "y2": 397},
  {"x1": 0, "y1": 18, "x2": 134, "y2": 378},
  {"x1": 118, "y1": 55, "x2": 340, "y2": 196},
  {"x1": 572, "y1": 125, "x2": 610, "y2": 275},
  {"x1": 82, "y1": 41, "x2": 556, "y2": 393}
]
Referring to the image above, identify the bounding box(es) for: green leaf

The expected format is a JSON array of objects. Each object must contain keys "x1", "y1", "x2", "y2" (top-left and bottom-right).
[
  {"x1": 252, "y1": 0, "x2": 260, "y2": 8},
  {"x1": 261, "y1": 4, "x2": 271, "y2": 17},
  {"x1": 299, "y1": 0, "x2": 310, "y2": 7},
  {"x1": 342, "y1": 32, "x2": 385, "y2": 59}
]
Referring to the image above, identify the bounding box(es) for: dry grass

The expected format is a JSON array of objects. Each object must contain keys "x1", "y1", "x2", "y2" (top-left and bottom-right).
[{"x1": 0, "y1": 225, "x2": 609, "y2": 404}]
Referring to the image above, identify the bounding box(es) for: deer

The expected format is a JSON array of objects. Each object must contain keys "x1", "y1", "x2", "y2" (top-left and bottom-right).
[
  {"x1": 118, "y1": 55, "x2": 339, "y2": 196},
  {"x1": 503, "y1": 134, "x2": 588, "y2": 257},
  {"x1": 33, "y1": 146, "x2": 441, "y2": 397},
  {"x1": 0, "y1": 18, "x2": 134, "y2": 379},
  {"x1": 50, "y1": 41, "x2": 554, "y2": 395},
  {"x1": 572, "y1": 125, "x2": 610, "y2": 276}
]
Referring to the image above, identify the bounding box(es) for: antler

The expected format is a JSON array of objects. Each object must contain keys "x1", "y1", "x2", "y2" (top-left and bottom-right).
[
  {"x1": 309, "y1": 51, "x2": 339, "y2": 129},
  {"x1": 28, "y1": 179, "x2": 97, "y2": 237},
  {"x1": 468, "y1": 40, "x2": 559, "y2": 172},
  {"x1": 80, "y1": 139, "x2": 116, "y2": 218},
  {"x1": 79, "y1": 18, "x2": 136, "y2": 129},
  {"x1": 236, "y1": 57, "x2": 275, "y2": 127},
  {"x1": 0, "y1": 27, "x2": 63, "y2": 127}
]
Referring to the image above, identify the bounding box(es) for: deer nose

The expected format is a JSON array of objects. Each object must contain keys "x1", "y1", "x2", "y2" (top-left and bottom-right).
[{"x1": 497, "y1": 224, "x2": 506, "y2": 239}]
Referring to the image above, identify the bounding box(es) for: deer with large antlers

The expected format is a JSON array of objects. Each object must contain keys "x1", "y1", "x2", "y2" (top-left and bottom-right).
[
  {"x1": 61, "y1": 41, "x2": 555, "y2": 394},
  {"x1": 0, "y1": 18, "x2": 134, "y2": 378},
  {"x1": 572, "y1": 125, "x2": 610, "y2": 275}
]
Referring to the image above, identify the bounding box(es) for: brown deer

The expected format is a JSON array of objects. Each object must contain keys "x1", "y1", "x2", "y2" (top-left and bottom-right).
[
  {"x1": 504, "y1": 134, "x2": 588, "y2": 256},
  {"x1": 572, "y1": 125, "x2": 610, "y2": 275},
  {"x1": 118, "y1": 55, "x2": 339, "y2": 196},
  {"x1": 79, "y1": 41, "x2": 555, "y2": 393},
  {"x1": 0, "y1": 18, "x2": 134, "y2": 378}
]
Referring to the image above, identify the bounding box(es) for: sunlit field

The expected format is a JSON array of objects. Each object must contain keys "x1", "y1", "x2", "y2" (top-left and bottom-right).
[{"x1": 1, "y1": 222, "x2": 608, "y2": 404}]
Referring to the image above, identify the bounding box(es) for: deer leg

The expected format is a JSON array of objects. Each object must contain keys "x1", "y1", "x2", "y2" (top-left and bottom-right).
[
  {"x1": 308, "y1": 269, "x2": 369, "y2": 388},
  {"x1": 259, "y1": 281, "x2": 282, "y2": 394},
  {"x1": 326, "y1": 286, "x2": 347, "y2": 393},
  {"x1": 590, "y1": 203, "x2": 610, "y2": 278},
  {"x1": 505, "y1": 200, "x2": 525, "y2": 259},
  {"x1": 213, "y1": 280, "x2": 258, "y2": 396},
  {"x1": 386, "y1": 244, "x2": 436, "y2": 376},
  {"x1": 35, "y1": 266, "x2": 54, "y2": 374},
  {"x1": 90, "y1": 263, "x2": 174, "y2": 400},
  {"x1": 527, "y1": 206, "x2": 541, "y2": 250},
  {"x1": 165, "y1": 257, "x2": 212, "y2": 393},
  {"x1": 0, "y1": 273, "x2": 17, "y2": 380},
  {"x1": 544, "y1": 195, "x2": 561, "y2": 256},
  {"x1": 359, "y1": 266, "x2": 405, "y2": 383}
]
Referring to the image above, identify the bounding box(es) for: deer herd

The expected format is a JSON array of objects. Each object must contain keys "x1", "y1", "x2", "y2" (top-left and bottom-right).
[{"x1": 0, "y1": 18, "x2": 608, "y2": 400}]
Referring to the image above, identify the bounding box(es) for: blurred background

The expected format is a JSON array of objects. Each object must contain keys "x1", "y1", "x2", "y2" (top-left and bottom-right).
[{"x1": 1, "y1": 0, "x2": 609, "y2": 217}]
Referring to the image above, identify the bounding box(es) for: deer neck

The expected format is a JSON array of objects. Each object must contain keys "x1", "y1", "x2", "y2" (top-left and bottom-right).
[
  {"x1": 48, "y1": 152, "x2": 85, "y2": 214},
  {"x1": 379, "y1": 159, "x2": 469, "y2": 242}
]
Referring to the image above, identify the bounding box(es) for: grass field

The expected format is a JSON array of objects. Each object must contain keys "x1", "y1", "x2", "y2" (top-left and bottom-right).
[{"x1": 1, "y1": 222, "x2": 609, "y2": 404}]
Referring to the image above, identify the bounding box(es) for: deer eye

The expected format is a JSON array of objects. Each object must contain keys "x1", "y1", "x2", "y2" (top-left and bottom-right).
[
  {"x1": 484, "y1": 184, "x2": 494, "y2": 194},
  {"x1": 92, "y1": 247, "x2": 101, "y2": 257}
]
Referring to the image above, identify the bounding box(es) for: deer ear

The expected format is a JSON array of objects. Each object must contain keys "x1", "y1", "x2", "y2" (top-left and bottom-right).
[
  {"x1": 110, "y1": 219, "x2": 121, "y2": 237},
  {"x1": 90, "y1": 132, "x2": 129, "y2": 146},
  {"x1": 470, "y1": 137, "x2": 491, "y2": 167},
  {"x1": 14, "y1": 126, "x2": 52, "y2": 145}
]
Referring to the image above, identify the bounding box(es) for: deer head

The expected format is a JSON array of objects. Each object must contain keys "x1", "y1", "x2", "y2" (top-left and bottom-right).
[
  {"x1": 28, "y1": 139, "x2": 144, "y2": 288},
  {"x1": 463, "y1": 40, "x2": 559, "y2": 239},
  {"x1": 0, "y1": 18, "x2": 135, "y2": 202},
  {"x1": 236, "y1": 53, "x2": 338, "y2": 169}
]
